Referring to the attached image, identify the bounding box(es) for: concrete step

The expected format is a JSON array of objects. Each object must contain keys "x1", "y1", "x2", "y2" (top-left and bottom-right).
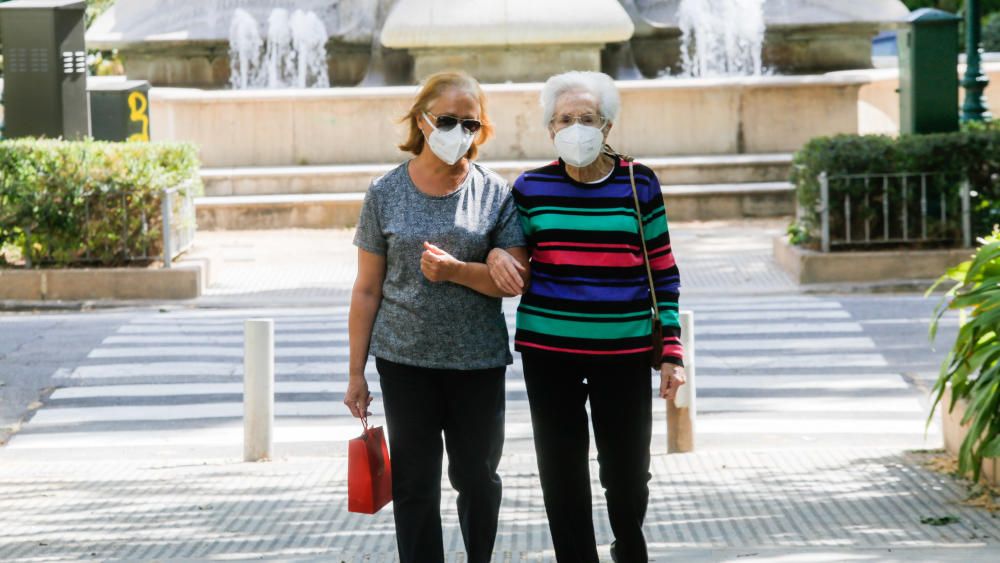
[
  {"x1": 200, "y1": 153, "x2": 794, "y2": 197},
  {"x1": 195, "y1": 182, "x2": 795, "y2": 230}
]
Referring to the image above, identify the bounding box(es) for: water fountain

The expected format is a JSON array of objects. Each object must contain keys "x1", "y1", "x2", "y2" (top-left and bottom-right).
[
  {"x1": 627, "y1": 0, "x2": 911, "y2": 76},
  {"x1": 228, "y1": 8, "x2": 331, "y2": 89},
  {"x1": 87, "y1": 0, "x2": 377, "y2": 87},
  {"x1": 676, "y1": 0, "x2": 766, "y2": 77}
]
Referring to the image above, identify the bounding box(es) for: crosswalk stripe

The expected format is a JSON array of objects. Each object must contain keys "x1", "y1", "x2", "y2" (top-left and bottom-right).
[
  {"x1": 696, "y1": 396, "x2": 922, "y2": 414},
  {"x1": 149, "y1": 308, "x2": 349, "y2": 320},
  {"x1": 88, "y1": 346, "x2": 349, "y2": 359},
  {"x1": 59, "y1": 362, "x2": 365, "y2": 379},
  {"x1": 690, "y1": 418, "x2": 937, "y2": 435},
  {"x1": 49, "y1": 379, "x2": 533, "y2": 400},
  {"x1": 696, "y1": 322, "x2": 863, "y2": 335},
  {"x1": 685, "y1": 302, "x2": 844, "y2": 312},
  {"x1": 699, "y1": 353, "x2": 889, "y2": 369},
  {"x1": 696, "y1": 337, "x2": 875, "y2": 352},
  {"x1": 697, "y1": 310, "x2": 851, "y2": 321},
  {"x1": 116, "y1": 322, "x2": 345, "y2": 334},
  {"x1": 689, "y1": 375, "x2": 908, "y2": 390},
  {"x1": 103, "y1": 334, "x2": 344, "y2": 345}
]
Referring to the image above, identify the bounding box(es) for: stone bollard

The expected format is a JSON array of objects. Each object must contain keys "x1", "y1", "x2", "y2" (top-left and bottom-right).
[
  {"x1": 667, "y1": 311, "x2": 695, "y2": 453},
  {"x1": 244, "y1": 319, "x2": 274, "y2": 462}
]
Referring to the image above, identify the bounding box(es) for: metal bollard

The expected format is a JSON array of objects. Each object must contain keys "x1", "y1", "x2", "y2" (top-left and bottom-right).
[
  {"x1": 244, "y1": 319, "x2": 274, "y2": 462},
  {"x1": 667, "y1": 311, "x2": 695, "y2": 453}
]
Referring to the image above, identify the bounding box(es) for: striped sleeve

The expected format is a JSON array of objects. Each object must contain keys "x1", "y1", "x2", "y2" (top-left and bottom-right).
[{"x1": 639, "y1": 166, "x2": 683, "y2": 367}]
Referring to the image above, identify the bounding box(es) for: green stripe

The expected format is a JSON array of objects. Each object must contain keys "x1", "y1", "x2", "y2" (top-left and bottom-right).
[
  {"x1": 659, "y1": 308, "x2": 680, "y2": 328},
  {"x1": 520, "y1": 304, "x2": 650, "y2": 321},
  {"x1": 518, "y1": 310, "x2": 651, "y2": 339},
  {"x1": 520, "y1": 205, "x2": 636, "y2": 216},
  {"x1": 642, "y1": 217, "x2": 667, "y2": 240},
  {"x1": 529, "y1": 212, "x2": 638, "y2": 233}
]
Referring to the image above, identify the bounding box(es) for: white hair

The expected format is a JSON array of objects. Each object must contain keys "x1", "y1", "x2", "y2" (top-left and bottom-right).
[{"x1": 540, "y1": 71, "x2": 621, "y2": 127}]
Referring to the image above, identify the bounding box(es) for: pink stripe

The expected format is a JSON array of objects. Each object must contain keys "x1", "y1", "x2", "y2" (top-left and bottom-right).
[
  {"x1": 533, "y1": 249, "x2": 642, "y2": 268},
  {"x1": 662, "y1": 344, "x2": 683, "y2": 357},
  {"x1": 516, "y1": 341, "x2": 653, "y2": 356},
  {"x1": 649, "y1": 252, "x2": 676, "y2": 270},
  {"x1": 537, "y1": 241, "x2": 639, "y2": 251}
]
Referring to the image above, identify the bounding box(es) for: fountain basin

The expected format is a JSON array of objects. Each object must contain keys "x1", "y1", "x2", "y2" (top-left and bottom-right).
[{"x1": 150, "y1": 73, "x2": 869, "y2": 168}]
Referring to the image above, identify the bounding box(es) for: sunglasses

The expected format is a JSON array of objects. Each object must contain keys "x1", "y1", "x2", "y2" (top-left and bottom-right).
[{"x1": 426, "y1": 111, "x2": 482, "y2": 134}]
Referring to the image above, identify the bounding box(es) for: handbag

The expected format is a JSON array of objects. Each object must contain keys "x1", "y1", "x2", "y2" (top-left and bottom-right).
[
  {"x1": 620, "y1": 150, "x2": 664, "y2": 369},
  {"x1": 347, "y1": 416, "x2": 393, "y2": 514}
]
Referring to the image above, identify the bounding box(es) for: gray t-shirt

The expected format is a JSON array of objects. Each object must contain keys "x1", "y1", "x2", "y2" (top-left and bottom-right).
[{"x1": 353, "y1": 161, "x2": 526, "y2": 370}]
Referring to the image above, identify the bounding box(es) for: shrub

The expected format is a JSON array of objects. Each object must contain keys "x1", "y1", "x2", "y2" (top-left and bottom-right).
[
  {"x1": 928, "y1": 226, "x2": 1000, "y2": 481},
  {"x1": 984, "y1": 11, "x2": 1000, "y2": 52},
  {"x1": 0, "y1": 139, "x2": 201, "y2": 267},
  {"x1": 790, "y1": 131, "x2": 1000, "y2": 248}
]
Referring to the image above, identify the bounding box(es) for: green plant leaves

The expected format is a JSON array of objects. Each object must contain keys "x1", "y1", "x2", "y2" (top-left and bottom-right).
[
  {"x1": 928, "y1": 227, "x2": 1000, "y2": 481},
  {"x1": 0, "y1": 139, "x2": 201, "y2": 267}
]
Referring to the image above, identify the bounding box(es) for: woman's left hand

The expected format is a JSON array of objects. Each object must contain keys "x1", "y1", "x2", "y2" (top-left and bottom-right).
[
  {"x1": 660, "y1": 364, "x2": 686, "y2": 402},
  {"x1": 421, "y1": 241, "x2": 463, "y2": 282}
]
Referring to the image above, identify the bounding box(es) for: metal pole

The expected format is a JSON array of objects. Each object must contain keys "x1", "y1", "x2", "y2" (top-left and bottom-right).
[
  {"x1": 244, "y1": 319, "x2": 275, "y2": 462},
  {"x1": 962, "y1": 0, "x2": 992, "y2": 123},
  {"x1": 819, "y1": 172, "x2": 830, "y2": 253},
  {"x1": 161, "y1": 188, "x2": 173, "y2": 269},
  {"x1": 961, "y1": 180, "x2": 972, "y2": 248},
  {"x1": 668, "y1": 311, "x2": 695, "y2": 454}
]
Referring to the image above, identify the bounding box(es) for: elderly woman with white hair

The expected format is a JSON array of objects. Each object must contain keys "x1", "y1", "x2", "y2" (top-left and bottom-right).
[{"x1": 487, "y1": 71, "x2": 685, "y2": 563}]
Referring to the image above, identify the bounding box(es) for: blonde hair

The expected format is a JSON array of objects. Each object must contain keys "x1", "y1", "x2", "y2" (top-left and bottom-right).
[{"x1": 398, "y1": 71, "x2": 494, "y2": 160}]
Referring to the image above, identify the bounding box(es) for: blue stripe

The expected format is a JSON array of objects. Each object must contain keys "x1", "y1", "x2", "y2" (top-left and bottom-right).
[
  {"x1": 516, "y1": 179, "x2": 662, "y2": 205},
  {"x1": 532, "y1": 271, "x2": 647, "y2": 285},
  {"x1": 529, "y1": 277, "x2": 649, "y2": 302}
]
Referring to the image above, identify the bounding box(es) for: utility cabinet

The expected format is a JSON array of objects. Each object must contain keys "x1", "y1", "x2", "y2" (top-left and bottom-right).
[{"x1": 897, "y1": 8, "x2": 961, "y2": 135}]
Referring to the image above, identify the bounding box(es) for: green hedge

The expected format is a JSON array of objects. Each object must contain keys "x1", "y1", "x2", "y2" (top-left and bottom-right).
[
  {"x1": 790, "y1": 130, "x2": 1000, "y2": 248},
  {"x1": 0, "y1": 139, "x2": 201, "y2": 267}
]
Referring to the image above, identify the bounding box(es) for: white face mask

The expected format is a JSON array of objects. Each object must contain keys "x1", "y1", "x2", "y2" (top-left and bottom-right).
[
  {"x1": 423, "y1": 113, "x2": 475, "y2": 165},
  {"x1": 554, "y1": 123, "x2": 606, "y2": 168}
]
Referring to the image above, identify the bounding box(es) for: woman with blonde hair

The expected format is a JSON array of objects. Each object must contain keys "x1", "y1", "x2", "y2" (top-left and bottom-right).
[{"x1": 344, "y1": 71, "x2": 529, "y2": 562}]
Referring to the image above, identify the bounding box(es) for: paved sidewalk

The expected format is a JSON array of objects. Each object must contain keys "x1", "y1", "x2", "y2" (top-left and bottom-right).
[{"x1": 1, "y1": 448, "x2": 997, "y2": 561}]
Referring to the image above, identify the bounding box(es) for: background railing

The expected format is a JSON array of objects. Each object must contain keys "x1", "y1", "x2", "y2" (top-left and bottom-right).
[
  {"x1": 162, "y1": 183, "x2": 197, "y2": 268},
  {"x1": 15, "y1": 181, "x2": 196, "y2": 269},
  {"x1": 816, "y1": 171, "x2": 973, "y2": 253}
]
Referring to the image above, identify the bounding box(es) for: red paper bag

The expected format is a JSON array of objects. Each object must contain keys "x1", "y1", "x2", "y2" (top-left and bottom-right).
[{"x1": 348, "y1": 417, "x2": 392, "y2": 514}]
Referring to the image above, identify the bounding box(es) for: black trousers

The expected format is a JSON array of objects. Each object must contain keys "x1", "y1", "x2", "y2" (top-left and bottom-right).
[
  {"x1": 376, "y1": 357, "x2": 506, "y2": 563},
  {"x1": 521, "y1": 351, "x2": 653, "y2": 563}
]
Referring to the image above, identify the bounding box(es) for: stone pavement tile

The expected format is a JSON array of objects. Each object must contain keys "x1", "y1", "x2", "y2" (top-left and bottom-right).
[{"x1": 0, "y1": 449, "x2": 997, "y2": 561}]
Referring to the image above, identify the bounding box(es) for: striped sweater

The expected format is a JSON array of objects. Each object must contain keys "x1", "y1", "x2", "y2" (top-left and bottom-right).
[{"x1": 511, "y1": 159, "x2": 683, "y2": 366}]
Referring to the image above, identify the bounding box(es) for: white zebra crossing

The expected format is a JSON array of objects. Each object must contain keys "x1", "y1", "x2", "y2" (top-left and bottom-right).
[{"x1": 5, "y1": 296, "x2": 941, "y2": 453}]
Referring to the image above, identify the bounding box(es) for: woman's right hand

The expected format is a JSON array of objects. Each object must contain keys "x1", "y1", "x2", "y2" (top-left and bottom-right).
[
  {"x1": 344, "y1": 375, "x2": 373, "y2": 418},
  {"x1": 487, "y1": 248, "x2": 527, "y2": 296}
]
